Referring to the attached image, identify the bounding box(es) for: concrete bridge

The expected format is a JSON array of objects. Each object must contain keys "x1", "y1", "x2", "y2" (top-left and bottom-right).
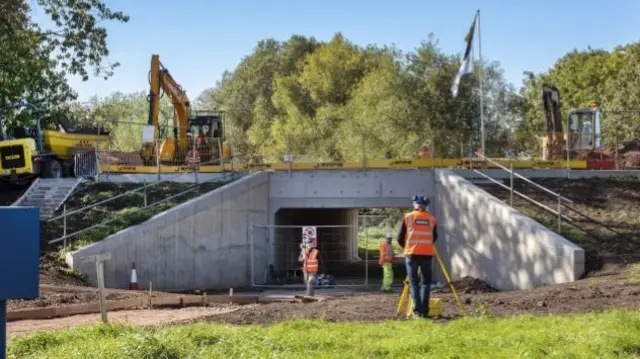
[{"x1": 66, "y1": 167, "x2": 638, "y2": 292}]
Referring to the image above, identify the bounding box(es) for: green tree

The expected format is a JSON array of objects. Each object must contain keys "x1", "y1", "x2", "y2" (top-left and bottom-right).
[{"x1": 0, "y1": 0, "x2": 128, "y2": 129}]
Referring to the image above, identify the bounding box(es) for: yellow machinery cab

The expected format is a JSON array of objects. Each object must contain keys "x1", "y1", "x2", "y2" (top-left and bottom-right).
[{"x1": 0, "y1": 112, "x2": 110, "y2": 183}]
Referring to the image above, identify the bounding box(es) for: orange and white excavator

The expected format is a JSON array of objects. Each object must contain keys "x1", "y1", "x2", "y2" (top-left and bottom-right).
[{"x1": 140, "y1": 54, "x2": 230, "y2": 166}]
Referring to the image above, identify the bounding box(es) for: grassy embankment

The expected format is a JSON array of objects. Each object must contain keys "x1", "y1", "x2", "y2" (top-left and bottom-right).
[{"x1": 9, "y1": 310, "x2": 640, "y2": 358}]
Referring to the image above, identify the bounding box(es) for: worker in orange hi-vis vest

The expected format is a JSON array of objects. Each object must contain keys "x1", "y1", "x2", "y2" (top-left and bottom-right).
[
  {"x1": 298, "y1": 237, "x2": 319, "y2": 296},
  {"x1": 379, "y1": 232, "x2": 395, "y2": 292},
  {"x1": 418, "y1": 146, "x2": 431, "y2": 159},
  {"x1": 397, "y1": 195, "x2": 438, "y2": 319}
]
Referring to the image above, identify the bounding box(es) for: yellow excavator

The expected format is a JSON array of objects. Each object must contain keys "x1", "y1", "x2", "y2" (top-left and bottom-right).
[
  {"x1": 540, "y1": 84, "x2": 603, "y2": 160},
  {"x1": 140, "y1": 54, "x2": 231, "y2": 166}
]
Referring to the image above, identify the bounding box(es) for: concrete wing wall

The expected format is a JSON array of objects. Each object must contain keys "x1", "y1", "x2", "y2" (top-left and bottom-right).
[
  {"x1": 66, "y1": 172, "x2": 270, "y2": 291},
  {"x1": 433, "y1": 170, "x2": 585, "y2": 291}
]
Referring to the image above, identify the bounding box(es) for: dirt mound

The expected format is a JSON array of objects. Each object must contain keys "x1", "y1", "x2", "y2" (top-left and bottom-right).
[
  {"x1": 439, "y1": 276, "x2": 499, "y2": 294},
  {"x1": 98, "y1": 150, "x2": 144, "y2": 166}
]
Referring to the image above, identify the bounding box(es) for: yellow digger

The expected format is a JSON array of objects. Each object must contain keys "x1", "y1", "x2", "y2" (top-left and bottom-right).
[
  {"x1": 141, "y1": 54, "x2": 231, "y2": 166},
  {"x1": 540, "y1": 85, "x2": 603, "y2": 160},
  {"x1": 0, "y1": 103, "x2": 109, "y2": 185}
]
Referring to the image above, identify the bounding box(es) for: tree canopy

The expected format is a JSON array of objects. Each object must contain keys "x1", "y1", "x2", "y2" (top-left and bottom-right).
[
  {"x1": 194, "y1": 33, "x2": 520, "y2": 161},
  {"x1": 0, "y1": 0, "x2": 128, "y2": 128}
]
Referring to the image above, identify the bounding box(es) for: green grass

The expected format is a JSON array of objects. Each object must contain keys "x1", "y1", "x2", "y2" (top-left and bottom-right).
[
  {"x1": 9, "y1": 310, "x2": 640, "y2": 358},
  {"x1": 358, "y1": 226, "x2": 403, "y2": 259},
  {"x1": 626, "y1": 264, "x2": 640, "y2": 283}
]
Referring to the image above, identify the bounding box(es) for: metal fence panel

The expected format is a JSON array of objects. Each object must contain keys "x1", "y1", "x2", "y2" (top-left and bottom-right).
[{"x1": 251, "y1": 224, "x2": 368, "y2": 288}]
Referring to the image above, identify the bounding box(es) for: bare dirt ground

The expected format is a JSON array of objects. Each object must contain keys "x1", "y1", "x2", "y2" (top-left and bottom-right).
[
  {"x1": 8, "y1": 272, "x2": 640, "y2": 337},
  {"x1": 185, "y1": 274, "x2": 640, "y2": 326}
]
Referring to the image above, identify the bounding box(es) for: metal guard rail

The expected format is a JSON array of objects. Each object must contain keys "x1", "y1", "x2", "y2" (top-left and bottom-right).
[
  {"x1": 47, "y1": 157, "x2": 233, "y2": 223},
  {"x1": 471, "y1": 169, "x2": 573, "y2": 222},
  {"x1": 473, "y1": 152, "x2": 621, "y2": 238},
  {"x1": 48, "y1": 171, "x2": 241, "y2": 245},
  {"x1": 474, "y1": 152, "x2": 573, "y2": 204}
]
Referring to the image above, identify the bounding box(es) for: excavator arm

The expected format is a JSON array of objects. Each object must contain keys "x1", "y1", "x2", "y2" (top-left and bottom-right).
[
  {"x1": 541, "y1": 84, "x2": 566, "y2": 160},
  {"x1": 145, "y1": 54, "x2": 191, "y2": 163}
]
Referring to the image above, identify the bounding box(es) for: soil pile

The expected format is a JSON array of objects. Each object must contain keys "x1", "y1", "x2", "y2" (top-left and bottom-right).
[{"x1": 439, "y1": 276, "x2": 499, "y2": 294}]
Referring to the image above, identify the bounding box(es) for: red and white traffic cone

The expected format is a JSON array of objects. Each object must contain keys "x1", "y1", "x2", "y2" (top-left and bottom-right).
[{"x1": 129, "y1": 262, "x2": 139, "y2": 290}]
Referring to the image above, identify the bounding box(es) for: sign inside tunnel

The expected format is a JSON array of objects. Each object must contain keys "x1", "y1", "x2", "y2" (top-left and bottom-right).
[{"x1": 302, "y1": 226, "x2": 317, "y2": 247}]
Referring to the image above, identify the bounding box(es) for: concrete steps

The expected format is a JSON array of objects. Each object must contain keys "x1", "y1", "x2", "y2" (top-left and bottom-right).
[{"x1": 12, "y1": 178, "x2": 83, "y2": 219}]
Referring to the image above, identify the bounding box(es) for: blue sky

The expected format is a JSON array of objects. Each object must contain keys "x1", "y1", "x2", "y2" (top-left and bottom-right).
[{"x1": 31, "y1": 0, "x2": 640, "y2": 102}]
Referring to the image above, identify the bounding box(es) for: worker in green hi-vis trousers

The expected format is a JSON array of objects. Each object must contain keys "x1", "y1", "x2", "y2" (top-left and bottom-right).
[{"x1": 379, "y1": 232, "x2": 395, "y2": 292}]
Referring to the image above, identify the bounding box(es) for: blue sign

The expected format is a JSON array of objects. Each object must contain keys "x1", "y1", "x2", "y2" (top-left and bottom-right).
[{"x1": 0, "y1": 206, "x2": 40, "y2": 357}]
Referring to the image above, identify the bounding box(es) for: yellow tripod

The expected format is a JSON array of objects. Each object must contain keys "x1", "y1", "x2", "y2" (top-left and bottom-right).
[{"x1": 396, "y1": 248, "x2": 465, "y2": 317}]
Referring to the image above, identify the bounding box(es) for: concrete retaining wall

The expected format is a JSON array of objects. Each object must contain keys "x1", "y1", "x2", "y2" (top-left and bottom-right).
[
  {"x1": 433, "y1": 169, "x2": 585, "y2": 290},
  {"x1": 66, "y1": 172, "x2": 270, "y2": 291}
]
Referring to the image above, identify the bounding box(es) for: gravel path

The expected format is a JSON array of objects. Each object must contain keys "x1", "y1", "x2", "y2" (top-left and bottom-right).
[{"x1": 7, "y1": 305, "x2": 242, "y2": 340}]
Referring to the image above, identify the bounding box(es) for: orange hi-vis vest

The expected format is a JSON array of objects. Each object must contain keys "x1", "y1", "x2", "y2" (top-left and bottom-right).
[
  {"x1": 379, "y1": 242, "x2": 393, "y2": 265},
  {"x1": 403, "y1": 210, "x2": 437, "y2": 256},
  {"x1": 303, "y1": 248, "x2": 319, "y2": 273}
]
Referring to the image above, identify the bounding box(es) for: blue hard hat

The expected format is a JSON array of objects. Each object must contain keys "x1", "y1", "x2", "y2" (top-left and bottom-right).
[{"x1": 412, "y1": 195, "x2": 429, "y2": 205}]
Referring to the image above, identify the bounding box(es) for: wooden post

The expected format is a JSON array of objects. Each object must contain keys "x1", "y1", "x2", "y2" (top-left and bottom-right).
[
  {"x1": 148, "y1": 282, "x2": 153, "y2": 309},
  {"x1": 63, "y1": 204, "x2": 67, "y2": 248},
  {"x1": 81, "y1": 253, "x2": 111, "y2": 323}
]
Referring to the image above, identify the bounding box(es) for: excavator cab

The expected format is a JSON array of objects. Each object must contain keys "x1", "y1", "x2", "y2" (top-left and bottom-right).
[
  {"x1": 567, "y1": 106, "x2": 601, "y2": 152},
  {"x1": 186, "y1": 111, "x2": 231, "y2": 164}
]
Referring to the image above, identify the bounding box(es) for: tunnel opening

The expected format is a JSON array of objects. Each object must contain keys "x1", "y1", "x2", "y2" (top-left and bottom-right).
[{"x1": 263, "y1": 208, "x2": 407, "y2": 287}]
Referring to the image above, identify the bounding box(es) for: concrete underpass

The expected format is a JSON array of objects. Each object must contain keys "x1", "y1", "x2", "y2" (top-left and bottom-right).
[{"x1": 67, "y1": 168, "x2": 589, "y2": 292}]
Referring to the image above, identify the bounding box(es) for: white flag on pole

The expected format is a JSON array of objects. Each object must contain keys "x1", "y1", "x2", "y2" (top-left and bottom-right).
[{"x1": 451, "y1": 14, "x2": 478, "y2": 98}]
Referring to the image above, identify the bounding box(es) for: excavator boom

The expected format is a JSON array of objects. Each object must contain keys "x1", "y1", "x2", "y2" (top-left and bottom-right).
[
  {"x1": 145, "y1": 54, "x2": 191, "y2": 163},
  {"x1": 540, "y1": 84, "x2": 566, "y2": 160}
]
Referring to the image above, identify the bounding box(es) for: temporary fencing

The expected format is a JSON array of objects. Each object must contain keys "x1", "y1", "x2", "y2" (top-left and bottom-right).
[
  {"x1": 91, "y1": 122, "x2": 640, "y2": 176},
  {"x1": 250, "y1": 224, "x2": 372, "y2": 288}
]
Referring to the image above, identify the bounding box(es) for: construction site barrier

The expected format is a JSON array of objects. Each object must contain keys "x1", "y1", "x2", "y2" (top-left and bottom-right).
[
  {"x1": 90, "y1": 122, "x2": 638, "y2": 175},
  {"x1": 251, "y1": 224, "x2": 371, "y2": 289},
  {"x1": 99, "y1": 158, "x2": 590, "y2": 174}
]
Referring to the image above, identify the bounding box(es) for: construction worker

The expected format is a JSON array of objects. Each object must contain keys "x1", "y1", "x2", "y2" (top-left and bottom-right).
[
  {"x1": 298, "y1": 237, "x2": 319, "y2": 296},
  {"x1": 397, "y1": 195, "x2": 438, "y2": 319},
  {"x1": 379, "y1": 232, "x2": 395, "y2": 292}
]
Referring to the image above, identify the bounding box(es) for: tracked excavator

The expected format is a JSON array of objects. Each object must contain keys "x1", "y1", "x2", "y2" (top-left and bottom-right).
[
  {"x1": 140, "y1": 54, "x2": 231, "y2": 166},
  {"x1": 540, "y1": 85, "x2": 603, "y2": 161}
]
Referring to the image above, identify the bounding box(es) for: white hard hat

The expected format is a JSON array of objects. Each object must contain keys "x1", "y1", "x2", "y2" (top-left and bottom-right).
[{"x1": 385, "y1": 232, "x2": 393, "y2": 238}]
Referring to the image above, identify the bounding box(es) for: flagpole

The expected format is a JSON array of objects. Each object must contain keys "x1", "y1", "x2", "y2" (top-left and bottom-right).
[{"x1": 477, "y1": 9, "x2": 485, "y2": 156}]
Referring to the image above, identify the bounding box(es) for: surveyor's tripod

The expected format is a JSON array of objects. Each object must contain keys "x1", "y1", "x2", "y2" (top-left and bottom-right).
[{"x1": 395, "y1": 248, "x2": 465, "y2": 318}]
